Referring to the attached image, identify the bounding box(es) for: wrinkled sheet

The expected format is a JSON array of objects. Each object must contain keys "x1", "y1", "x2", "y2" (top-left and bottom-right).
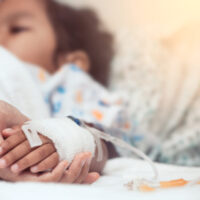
[{"x1": 1, "y1": 158, "x2": 200, "y2": 200}]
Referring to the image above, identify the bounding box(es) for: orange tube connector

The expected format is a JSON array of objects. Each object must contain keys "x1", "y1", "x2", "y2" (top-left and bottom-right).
[{"x1": 139, "y1": 179, "x2": 199, "y2": 192}]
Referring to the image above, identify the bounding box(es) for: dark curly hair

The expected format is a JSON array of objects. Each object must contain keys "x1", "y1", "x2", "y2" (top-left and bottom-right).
[{"x1": 44, "y1": 0, "x2": 114, "y2": 86}]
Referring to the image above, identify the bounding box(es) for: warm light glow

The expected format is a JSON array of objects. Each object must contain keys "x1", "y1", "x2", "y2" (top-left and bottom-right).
[{"x1": 65, "y1": 0, "x2": 200, "y2": 38}]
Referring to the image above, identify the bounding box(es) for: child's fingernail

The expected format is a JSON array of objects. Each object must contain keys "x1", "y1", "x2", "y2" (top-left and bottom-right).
[
  {"x1": 31, "y1": 167, "x2": 38, "y2": 173},
  {"x1": 0, "y1": 159, "x2": 6, "y2": 168},
  {"x1": 63, "y1": 161, "x2": 69, "y2": 170},
  {"x1": 3, "y1": 128, "x2": 13, "y2": 133},
  {"x1": 11, "y1": 164, "x2": 19, "y2": 173}
]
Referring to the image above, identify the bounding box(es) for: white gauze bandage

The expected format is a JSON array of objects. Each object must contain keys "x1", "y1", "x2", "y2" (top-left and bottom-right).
[
  {"x1": 22, "y1": 118, "x2": 96, "y2": 163},
  {"x1": 21, "y1": 117, "x2": 200, "y2": 190},
  {"x1": 22, "y1": 117, "x2": 160, "y2": 190}
]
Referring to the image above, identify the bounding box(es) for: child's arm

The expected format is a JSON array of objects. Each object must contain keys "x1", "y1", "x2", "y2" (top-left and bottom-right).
[
  {"x1": 89, "y1": 140, "x2": 108, "y2": 173},
  {"x1": 2, "y1": 127, "x2": 109, "y2": 174},
  {"x1": 0, "y1": 128, "x2": 100, "y2": 184},
  {"x1": 0, "y1": 101, "x2": 100, "y2": 183},
  {"x1": 0, "y1": 127, "x2": 57, "y2": 173},
  {"x1": 0, "y1": 127, "x2": 98, "y2": 184}
]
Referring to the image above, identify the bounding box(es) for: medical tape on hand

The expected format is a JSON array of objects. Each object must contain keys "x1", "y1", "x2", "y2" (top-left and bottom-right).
[
  {"x1": 21, "y1": 117, "x2": 96, "y2": 163},
  {"x1": 22, "y1": 116, "x2": 160, "y2": 190}
]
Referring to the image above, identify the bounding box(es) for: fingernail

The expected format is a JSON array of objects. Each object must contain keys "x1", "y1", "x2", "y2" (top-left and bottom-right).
[
  {"x1": 11, "y1": 164, "x2": 19, "y2": 173},
  {"x1": 61, "y1": 161, "x2": 68, "y2": 171},
  {"x1": 0, "y1": 159, "x2": 6, "y2": 168},
  {"x1": 3, "y1": 128, "x2": 13, "y2": 133},
  {"x1": 30, "y1": 166, "x2": 38, "y2": 173},
  {"x1": 64, "y1": 161, "x2": 69, "y2": 169}
]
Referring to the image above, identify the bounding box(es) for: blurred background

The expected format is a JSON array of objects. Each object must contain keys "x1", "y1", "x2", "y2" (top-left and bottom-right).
[
  {"x1": 56, "y1": 0, "x2": 200, "y2": 91},
  {"x1": 61, "y1": 0, "x2": 200, "y2": 39}
]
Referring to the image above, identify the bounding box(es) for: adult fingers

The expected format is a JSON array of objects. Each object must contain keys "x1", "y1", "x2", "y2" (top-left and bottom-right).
[
  {"x1": 39, "y1": 161, "x2": 69, "y2": 182},
  {"x1": 2, "y1": 127, "x2": 21, "y2": 138},
  {"x1": 0, "y1": 134, "x2": 4, "y2": 144},
  {"x1": 0, "y1": 140, "x2": 31, "y2": 168},
  {"x1": 75, "y1": 157, "x2": 92, "y2": 184},
  {"x1": 11, "y1": 143, "x2": 56, "y2": 173},
  {"x1": 30, "y1": 152, "x2": 59, "y2": 173},
  {"x1": 83, "y1": 172, "x2": 100, "y2": 184},
  {"x1": 0, "y1": 131, "x2": 26, "y2": 156},
  {"x1": 60, "y1": 152, "x2": 91, "y2": 183}
]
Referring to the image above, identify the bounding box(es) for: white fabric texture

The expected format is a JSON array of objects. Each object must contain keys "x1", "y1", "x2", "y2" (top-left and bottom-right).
[
  {"x1": 110, "y1": 30, "x2": 200, "y2": 166},
  {"x1": 0, "y1": 46, "x2": 124, "y2": 164},
  {"x1": 1, "y1": 158, "x2": 200, "y2": 200},
  {"x1": 0, "y1": 46, "x2": 124, "y2": 125},
  {"x1": 0, "y1": 47, "x2": 160, "y2": 187},
  {"x1": 22, "y1": 118, "x2": 96, "y2": 162},
  {"x1": 0, "y1": 48, "x2": 50, "y2": 119},
  {"x1": 0, "y1": 47, "x2": 105, "y2": 163},
  {"x1": 0, "y1": 41, "x2": 200, "y2": 191}
]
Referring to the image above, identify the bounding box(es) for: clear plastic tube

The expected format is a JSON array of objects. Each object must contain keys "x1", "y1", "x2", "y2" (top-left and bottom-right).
[{"x1": 82, "y1": 122, "x2": 159, "y2": 182}]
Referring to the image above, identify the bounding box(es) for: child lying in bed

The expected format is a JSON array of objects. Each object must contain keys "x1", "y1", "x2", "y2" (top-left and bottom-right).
[
  {"x1": 1, "y1": 0, "x2": 199, "y2": 186},
  {"x1": 0, "y1": 0, "x2": 116, "y2": 183}
]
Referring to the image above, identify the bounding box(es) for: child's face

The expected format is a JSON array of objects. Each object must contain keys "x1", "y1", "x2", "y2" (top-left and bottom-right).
[{"x1": 0, "y1": 0, "x2": 57, "y2": 73}]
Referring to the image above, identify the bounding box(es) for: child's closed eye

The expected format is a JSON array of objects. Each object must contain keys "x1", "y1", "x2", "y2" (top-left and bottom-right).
[{"x1": 10, "y1": 25, "x2": 30, "y2": 34}]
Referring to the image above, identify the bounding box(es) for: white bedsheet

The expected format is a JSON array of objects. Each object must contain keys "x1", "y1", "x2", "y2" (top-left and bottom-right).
[{"x1": 1, "y1": 158, "x2": 200, "y2": 200}]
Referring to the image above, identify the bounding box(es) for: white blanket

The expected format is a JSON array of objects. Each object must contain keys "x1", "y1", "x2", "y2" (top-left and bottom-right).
[
  {"x1": 0, "y1": 47, "x2": 200, "y2": 198},
  {"x1": 1, "y1": 158, "x2": 200, "y2": 200},
  {"x1": 0, "y1": 46, "x2": 123, "y2": 163},
  {"x1": 0, "y1": 47, "x2": 123, "y2": 124}
]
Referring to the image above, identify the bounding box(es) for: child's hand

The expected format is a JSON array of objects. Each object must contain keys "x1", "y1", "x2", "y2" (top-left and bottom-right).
[
  {"x1": 0, "y1": 159, "x2": 99, "y2": 184},
  {"x1": 0, "y1": 160, "x2": 69, "y2": 183},
  {"x1": 0, "y1": 127, "x2": 58, "y2": 173},
  {"x1": 0, "y1": 130, "x2": 99, "y2": 184},
  {"x1": 31, "y1": 152, "x2": 99, "y2": 184},
  {"x1": 31, "y1": 151, "x2": 99, "y2": 184},
  {"x1": 30, "y1": 151, "x2": 100, "y2": 184},
  {"x1": 0, "y1": 131, "x2": 68, "y2": 183},
  {"x1": 59, "y1": 152, "x2": 99, "y2": 184},
  {"x1": 0, "y1": 128, "x2": 100, "y2": 184}
]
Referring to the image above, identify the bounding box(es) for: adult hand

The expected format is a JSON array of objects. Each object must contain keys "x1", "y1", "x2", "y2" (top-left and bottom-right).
[{"x1": 0, "y1": 100, "x2": 29, "y2": 131}]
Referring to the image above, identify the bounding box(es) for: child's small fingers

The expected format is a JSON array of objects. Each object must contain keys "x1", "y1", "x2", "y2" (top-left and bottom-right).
[
  {"x1": 39, "y1": 161, "x2": 68, "y2": 182},
  {"x1": 60, "y1": 152, "x2": 91, "y2": 183},
  {"x1": 2, "y1": 128, "x2": 20, "y2": 137},
  {"x1": 75, "y1": 157, "x2": 92, "y2": 184},
  {"x1": 83, "y1": 172, "x2": 100, "y2": 184},
  {"x1": 0, "y1": 134, "x2": 4, "y2": 144},
  {"x1": 0, "y1": 132, "x2": 26, "y2": 156},
  {"x1": 60, "y1": 156, "x2": 85, "y2": 183},
  {"x1": 0, "y1": 140, "x2": 31, "y2": 168},
  {"x1": 11, "y1": 143, "x2": 56, "y2": 173},
  {"x1": 30, "y1": 152, "x2": 59, "y2": 173}
]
